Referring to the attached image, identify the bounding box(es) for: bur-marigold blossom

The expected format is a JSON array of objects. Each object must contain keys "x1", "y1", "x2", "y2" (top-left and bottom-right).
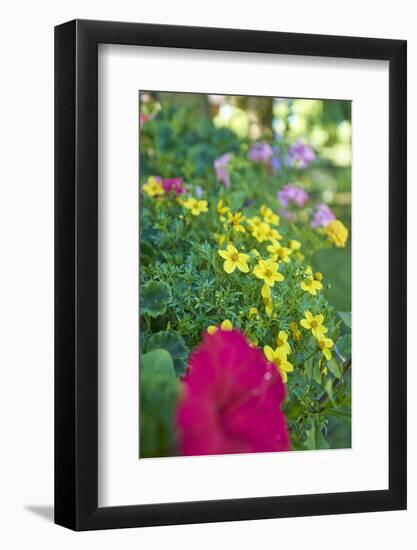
[
  {"x1": 289, "y1": 321, "x2": 302, "y2": 341},
  {"x1": 261, "y1": 283, "x2": 271, "y2": 299},
  {"x1": 300, "y1": 276, "x2": 323, "y2": 296},
  {"x1": 289, "y1": 239, "x2": 302, "y2": 251},
  {"x1": 250, "y1": 222, "x2": 271, "y2": 243},
  {"x1": 227, "y1": 211, "x2": 246, "y2": 233},
  {"x1": 276, "y1": 331, "x2": 291, "y2": 356},
  {"x1": 143, "y1": 176, "x2": 165, "y2": 197},
  {"x1": 253, "y1": 259, "x2": 284, "y2": 287},
  {"x1": 263, "y1": 345, "x2": 294, "y2": 383},
  {"x1": 316, "y1": 334, "x2": 334, "y2": 361},
  {"x1": 218, "y1": 244, "x2": 249, "y2": 274},
  {"x1": 182, "y1": 198, "x2": 208, "y2": 216},
  {"x1": 300, "y1": 311, "x2": 328, "y2": 338},
  {"x1": 217, "y1": 199, "x2": 229, "y2": 216},
  {"x1": 324, "y1": 220, "x2": 349, "y2": 247},
  {"x1": 267, "y1": 241, "x2": 292, "y2": 263},
  {"x1": 260, "y1": 205, "x2": 280, "y2": 226},
  {"x1": 176, "y1": 330, "x2": 290, "y2": 456}
]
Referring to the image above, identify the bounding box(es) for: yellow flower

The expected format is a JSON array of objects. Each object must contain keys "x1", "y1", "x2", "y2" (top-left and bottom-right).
[
  {"x1": 317, "y1": 334, "x2": 334, "y2": 361},
  {"x1": 266, "y1": 227, "x2": 283, "y2": 241},
  {"x1": 263, "y1": 345, "x2": 294, "y2": 383},
  {"x1": 143, "y1": 176, "x2": 164, "y2": 197},
  {"x1": 249, "y1": 307, "x2": 259, "y2": 317},
  {"x1": 314, "y1": 271, "x2": 323, "y2": 281},
  {"x1": 218, "y1": 244, "x2": 249, "y2": 274},
  {"x1": 247, "y1": 216, "x2": 262, "y2": 229},
  {"x1": 289, "y1": 321, "x2": 302, "y2": 341},
  {"x1": 207, "y1": 319, "x2": 233, "y2": 334},
  {"x1": 227, "y1": 211, "x2": 246, "y2": 233},
  {"x1": 267, "y1": 241, "x2": 292, "y2": 263},
  {"x1": 183, "y1": 198, "x2": 208, "y2": 216},
  {"x1": 261, "y1": 283, "x2": 271, "y2": 298},
  {"x1": 217, "y1": 199, "x2": 229, "y2": 216},
  {"x1": 263, "y1": 296, "x2": 273, "y2": 316},
  {"x1": 300, "y1": 276, "x2": 323, "y2": 295},
  {"x1": 324, "y1": 220, "x2": 349, "y2": 247},
  {"x1": 289, "y1": 239, "x2": 301, "y2": 251},
  {"x1": 253, "y1": 258, "x2": 284, "y2": 286},
  {"x1": 276, "y1": 330, "x2": 291, "y2": 355},
  {"x1": 260, "y1": 205, "x2": 280, "y2": 226},
  {"x1": 300, "y1": 311, "x2": 328, "y2": 338},
  {"x1": 214, "y1": 233, "x2": 226, "y2": 246},
  {"x1": 251, "y1": 222, "x2": 271, "y2": 242}
]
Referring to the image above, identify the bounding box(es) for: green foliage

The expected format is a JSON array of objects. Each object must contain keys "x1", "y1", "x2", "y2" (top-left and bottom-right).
[
  {"x1": 141, "y1": 280, "x2": 171, "y2": 318},
  {"x1": 338, "y1": 311, "x2": 352, "y2": 329},
  {"x1": 147, "y1": 331, "x2": 189, "y2": 377},
  {"x1": 139, "y1": 349, "x2": 179, "y2": 458}
]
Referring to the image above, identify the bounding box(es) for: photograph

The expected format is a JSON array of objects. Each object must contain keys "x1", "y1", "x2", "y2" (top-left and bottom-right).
[{"x1": 139, "y1": 91, "x2": 352, "y2": 458}]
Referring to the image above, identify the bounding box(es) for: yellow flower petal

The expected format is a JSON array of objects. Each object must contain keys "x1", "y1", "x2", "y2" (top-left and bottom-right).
[
  {"x1": 218, "y1": 249, "x2": 230, "y2": 260},
  {"x1": 279, "y1": 369, "x2": 288, "y2": 383},
  {"x1": 323, "y1": 348, "x2": 332, "y2": 361},
  {"x1": 300, "y1": 319, "x2": 310, "y2": 329},
  {"x1": 263, "y1": 345, "x2": 275, "y2": 362},
  {"x1": 221, "y1": 319, "x2": 233, "y2": 331},
  {"x1": 237, "y1": 260, "x2": 249, "y2": 273},
  {"x1": 223, "y1": 260, "x2": 236, "y2": 274}
]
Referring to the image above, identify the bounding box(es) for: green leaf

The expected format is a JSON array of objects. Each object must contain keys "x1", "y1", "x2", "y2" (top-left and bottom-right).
[
  {"x1": 141, "y1": 280, "x2": 171, "y2": 318},
  {"x1": 326, "y1": 358, "x2": 342, "y2": 378},
  {"x1": 338, "y1": 311, "x2": 351, "y2": 329},
  {"x1": 140, "y1": 349, "x2": 179, "y2": 458},
  {"x1": 304, "y1": 420, "x2": 330, "y2": 450},
  {"x1": 336, "y1": 334, "x2": 351, "y2": 362},
  {"x1": 324, "y1": 379, "x2": 335, "y2": 406},
  {"x1": 147, "y1": 330, "x2": 189, "y2": 377}
]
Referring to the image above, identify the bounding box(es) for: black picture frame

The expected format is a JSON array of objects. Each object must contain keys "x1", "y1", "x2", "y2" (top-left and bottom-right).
[{"x1": 55, "y1": 19, "x2": 407, "y2": 531}]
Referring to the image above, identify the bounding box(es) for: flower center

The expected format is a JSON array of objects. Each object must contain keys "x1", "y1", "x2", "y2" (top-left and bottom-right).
[
  {"x1": 264, "y1": 268, "x2": 272, "y2": 277},
  {"x1": 310, "y1": 320, "x2": 318, "y2": 328},
  {"x1": 231, "y1": 252, "x2": 239, "y2": 261}
]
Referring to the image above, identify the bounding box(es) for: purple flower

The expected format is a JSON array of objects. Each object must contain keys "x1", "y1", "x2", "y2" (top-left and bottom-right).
[
  {"x1": 247, "y1": 142, "x2": 273, "y2": 163},
  {"x1": 277, "y1": 184, "x2": 309, "y2": 208},
  {"x1": 214, "y1": 153, "x2": 232, "y2": 188},
  {"x1": 288, "y1": 140, "x2": 316, "y2": 169},
  {"x1": 311, "y1": 204, "x2": 336, "y2": 228},
  {"x1": 162, "y1": 177, "x2": 185, "y2": 195}
]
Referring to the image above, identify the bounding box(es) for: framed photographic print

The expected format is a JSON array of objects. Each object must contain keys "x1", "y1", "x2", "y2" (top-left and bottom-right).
[{"x1": 55, "y1": 19, "x2": 407, "y2": 530}]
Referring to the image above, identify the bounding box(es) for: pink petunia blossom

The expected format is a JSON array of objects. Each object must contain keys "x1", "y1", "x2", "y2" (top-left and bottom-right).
[
  {"x1": 162, "y1": 177, "x2": 185, "y2": 195},
  {"x1": 176, "y1": 329, "x2": 290, "y2": 456}
]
